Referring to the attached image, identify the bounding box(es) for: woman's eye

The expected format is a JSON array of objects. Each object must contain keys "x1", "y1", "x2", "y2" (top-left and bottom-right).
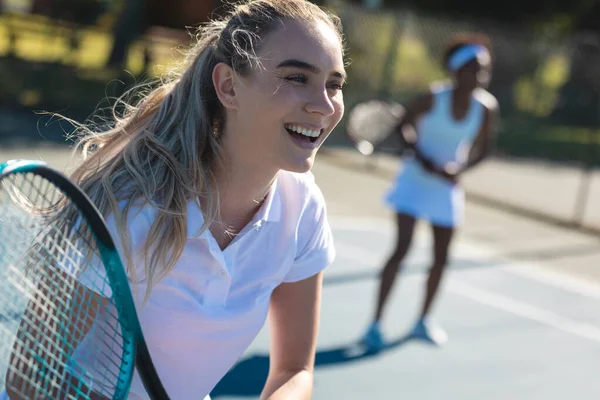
[
  {"x1": 285, "y1": 75, "x2": 308, "y2": 84},
  {"x1": 327, "y1": 82, "x2": 344, "y2": 91},
  {"x1": 283, "y1": 74, "x2": 344, "y2": 92}
]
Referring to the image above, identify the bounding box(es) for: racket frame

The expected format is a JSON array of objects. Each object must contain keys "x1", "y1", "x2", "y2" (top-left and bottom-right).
[{"x1": 0, "y1": 159, "x2": 170, "y2": 400}]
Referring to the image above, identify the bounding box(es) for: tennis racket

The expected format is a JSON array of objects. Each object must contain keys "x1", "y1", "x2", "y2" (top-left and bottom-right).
[
  {"x1": 346, "y1": 99, "x2": 405, "y2": 156},
  {"x1": 0, "y1": 159, "x2": 169, "y2": 400}
]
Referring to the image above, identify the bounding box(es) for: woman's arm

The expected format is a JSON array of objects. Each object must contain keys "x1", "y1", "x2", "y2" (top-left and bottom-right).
[
  {"x1": 397, "y1": 93, "x2": 456, "y2": 182},
  {"x1": 457, "y1": 102, "x2": 500, "y2": 175},
  {"x1": 260, "y1": 272, "x2": 323, "y2": 400}
]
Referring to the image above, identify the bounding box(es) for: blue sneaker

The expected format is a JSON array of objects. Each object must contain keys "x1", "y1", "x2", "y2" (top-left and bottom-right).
[
  {"x1": 360, "y1": 322, "x2": 385, "y2": 351},
  {"x1": 410, "y1": 318, "x2": 448, "y2": 346}
]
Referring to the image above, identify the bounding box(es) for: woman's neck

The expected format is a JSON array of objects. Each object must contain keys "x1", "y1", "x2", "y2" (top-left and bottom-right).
[
  {"x1": 210, "y1": 156, "x2": 278, "y2": 238},
  {"x1": 451, "y1": 85, "x2": 475, "y2": 121},
  {"x1": 453, "y1": 84, "x2": 475, "y2": 100}
]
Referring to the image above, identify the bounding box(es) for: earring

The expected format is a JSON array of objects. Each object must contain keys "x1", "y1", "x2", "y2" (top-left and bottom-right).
[{"x1": 212, "y1": 119, "x2": 222, "y2": 137}]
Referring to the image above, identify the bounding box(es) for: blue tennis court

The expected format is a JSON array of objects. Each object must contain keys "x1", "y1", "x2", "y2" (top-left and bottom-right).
[
  {"x1": 211, "y1": 216, "x2": 600, "y2": 399},
  {"x1": 1, "y1": 151, "x2": 598, "y2": 399}
]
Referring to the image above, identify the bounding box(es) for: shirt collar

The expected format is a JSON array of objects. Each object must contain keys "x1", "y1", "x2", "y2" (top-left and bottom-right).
[{"x1": 254, "y1": 176, "x2": 281, "y2": 224}]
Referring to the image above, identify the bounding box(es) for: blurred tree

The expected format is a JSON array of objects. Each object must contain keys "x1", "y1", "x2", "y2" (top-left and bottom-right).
[
  {"x1": 546, "y1": 2, "x2": 600, "y2": 127},
  {"x1": 30, "y1": 0, "x2": 107, "y2": 25},
  {"x1": 106, "y1": 0, "x2": 223, "y2": 69},
  {"x1": 344, "y1": 0, "x2": 600, "y2": 122},
  {"x1": 570, "y1": 0, "x2": 600, "y2": 33},
  {"x1": 549, "y1": 36, "x2": 600, "y2": 128},
  {"x1": 28, "y1": 0, "x2": 108, "y2": 61},
  {"x1": 105, "y1": 0, "x2": 328, "y2": 70},
  {"x1": 344, "y1": 0, "x2": 596, "y2": 27}
]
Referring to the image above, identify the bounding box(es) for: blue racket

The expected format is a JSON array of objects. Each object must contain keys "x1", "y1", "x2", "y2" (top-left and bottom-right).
[{"x1": 0, "y1": 160, "x2": 169, "y2": 399}]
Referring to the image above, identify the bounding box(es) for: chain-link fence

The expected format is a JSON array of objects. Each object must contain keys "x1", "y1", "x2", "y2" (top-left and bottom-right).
[
  {"x1": 325, "y1": 2, "x2": 600, "y2": 230},
  {"x1": 1, "y1": 1, "x2": 599, "y2": 228},
  {"x1": 330, "y1": 2, "x2": 600, "y2": 169},
  {"x1": 2, "y1": 2, "x2": 600, "y2": 165}
]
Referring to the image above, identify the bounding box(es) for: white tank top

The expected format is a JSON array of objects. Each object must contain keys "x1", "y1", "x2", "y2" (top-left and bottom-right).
[{"x1": 415, "y1": 82, "x2": 496, "y2": 167}]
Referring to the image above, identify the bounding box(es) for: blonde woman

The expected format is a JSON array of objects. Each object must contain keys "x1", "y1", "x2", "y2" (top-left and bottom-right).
[{"x1": 27, "y1": 1, "x2": 344, "y2": 398}]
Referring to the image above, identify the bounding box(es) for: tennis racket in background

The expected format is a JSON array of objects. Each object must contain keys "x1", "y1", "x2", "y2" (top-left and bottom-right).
[
  {"x1": 345, "y1": 99, "x2": 405, "y2": 157},
  {"x1": 0, "y1": 159, "x2": 169, "y2": 400}
]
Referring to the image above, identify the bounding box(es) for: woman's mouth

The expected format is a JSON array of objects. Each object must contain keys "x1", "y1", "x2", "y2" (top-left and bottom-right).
[{"x1": 284, "y1": 123, "x2": 324, "y2": 143}]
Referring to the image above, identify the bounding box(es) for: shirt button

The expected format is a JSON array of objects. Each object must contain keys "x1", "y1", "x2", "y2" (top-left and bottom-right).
[{"x1": 219, "y1": 270, "x2": 226, "y2": 277}]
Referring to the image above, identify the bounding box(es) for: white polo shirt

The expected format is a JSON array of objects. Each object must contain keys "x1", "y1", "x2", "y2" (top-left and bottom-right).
[{"x1": 72, "y1": 170, "x2": 335, "y2": 399}]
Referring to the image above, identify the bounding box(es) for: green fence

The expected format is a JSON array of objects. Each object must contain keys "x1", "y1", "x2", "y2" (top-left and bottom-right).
[
  {"x1": 332, "y1": 3, "x2": 600, "y2": 167},
  {"x1": 1, "y1": 2, "x2": 600, "y2": 167}
]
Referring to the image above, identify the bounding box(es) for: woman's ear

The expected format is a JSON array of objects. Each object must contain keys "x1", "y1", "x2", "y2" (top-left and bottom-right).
[{"x1": 212, "y1": 62, "x2": 238, "y2": 110}]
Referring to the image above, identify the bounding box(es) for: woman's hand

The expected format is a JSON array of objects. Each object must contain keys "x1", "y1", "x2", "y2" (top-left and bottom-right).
[{"x1": 441, "y1": 162, "x2": 460, "y2": 185}]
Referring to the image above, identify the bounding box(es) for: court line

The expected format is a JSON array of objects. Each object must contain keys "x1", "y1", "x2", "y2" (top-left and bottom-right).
[
  {"x1": 448, "y1": 279, "x2": 600, "y2": 343},
  {"x1": 331, "y1": 216, "x2": 600, "y2": 343},
  {"x1": 330, "y1": 216, "x2": 600, "y2": 300},
  {"x1": 334, "y1": 234, "x2": 600, "y2": 344},
  {"x1": 332, "y1": 241, "x2": 384, "y2": 267},
  {"x1": 460, "y1": 242, "x2": 600, "y2": 300}
]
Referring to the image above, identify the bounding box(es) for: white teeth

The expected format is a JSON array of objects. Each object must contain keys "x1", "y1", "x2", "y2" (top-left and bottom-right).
[{"x1": 285, "y1": 124, "x2": 321, "y2": 138}]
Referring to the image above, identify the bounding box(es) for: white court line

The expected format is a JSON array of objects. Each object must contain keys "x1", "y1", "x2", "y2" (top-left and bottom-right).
[
  {"x1": 459, "y1": 242, "x2": 600, "y2": 300},
  {"x1": 332, "y1": 241, "x2": 385, "y2": 268},
  {"x1": 504, "y1": 264, "x2": 600, "y2": 300},
  {"x1": 329, "y1": 217, "x2": 395, "y2": 234},
  {"x1": 448, "y1": 279, "x2": 600, "y2": 343},
  {"x1": 331, "y1": 215, "x2": 600, "y2": 343},
  {"x1": 330, "y1": 216, "x2": 600, "y2": 300}
]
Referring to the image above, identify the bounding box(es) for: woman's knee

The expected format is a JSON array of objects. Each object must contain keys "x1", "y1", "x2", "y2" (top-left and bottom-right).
[
  {"x1": 384, "y1": 254, "x2": 401, "y2": 270},
  {"x1": 391, "y1": 240, "x2": 412, "y2": 262},
  {"x1": 430, "y1": 259, "x2": 448, "y2": 272}
]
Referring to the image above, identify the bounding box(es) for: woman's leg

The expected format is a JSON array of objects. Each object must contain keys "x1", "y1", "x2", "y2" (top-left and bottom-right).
[
  {"x1": 421, "y1": 224, "x2": 454, "y2": 318},
  {"x1": 361, "y1": 213, "x2": 416, "y2": 349},
  {"x1": 411, "y1": 223, "x2": 455, "y2": 345},
  {"x1": 373, "y1": 213, "x2": 417, "y2": 322}
]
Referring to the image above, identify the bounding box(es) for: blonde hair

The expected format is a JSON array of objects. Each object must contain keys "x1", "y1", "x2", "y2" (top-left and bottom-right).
[{"x1": 70, "y1": 0, "x2": 344, "y2": 301}]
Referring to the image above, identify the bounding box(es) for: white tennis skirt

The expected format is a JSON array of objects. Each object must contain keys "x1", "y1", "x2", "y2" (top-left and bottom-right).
[{"x1": 384, "y1": 160, "x2": 465, "y2": 228}]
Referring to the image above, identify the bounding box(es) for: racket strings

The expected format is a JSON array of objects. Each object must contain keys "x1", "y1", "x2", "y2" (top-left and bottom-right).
[
  {"x1": 346, "y1": 100, "x2": 405, "y2": 155},
  {"x1": 1, "y1": 172, "x2": 130, "y2": 399}
]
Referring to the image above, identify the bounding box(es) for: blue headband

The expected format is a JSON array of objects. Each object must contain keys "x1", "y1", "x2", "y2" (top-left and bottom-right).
[{"x1": 447, "y1": 44, "x2": 490, "y2": 72}]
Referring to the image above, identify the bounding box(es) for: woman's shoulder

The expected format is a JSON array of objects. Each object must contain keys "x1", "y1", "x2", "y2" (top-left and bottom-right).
[
  {"x1": 278, "y1": 170, "x2": 323, "y2": 195},
  {"x1": 277, "y1": 170, "x2": 326, "y2": 210},
  {"x1": 406, "y1": 81, "x2": 451, "y2": 116},
  {"x1": 473, "y1": 88, "x2": 499, "y2": 112},
  {"x1": 104, "y1": 199, "x2": 158, "y2": 246},
  {"x1": 429, "y1": 79, "x2": 454, "y2": 94}
]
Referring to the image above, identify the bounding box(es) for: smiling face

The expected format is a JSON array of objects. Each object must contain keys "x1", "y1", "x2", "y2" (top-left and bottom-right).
[{"x1": 217, "y1": 17, "x2": 346, "y2": 174}]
